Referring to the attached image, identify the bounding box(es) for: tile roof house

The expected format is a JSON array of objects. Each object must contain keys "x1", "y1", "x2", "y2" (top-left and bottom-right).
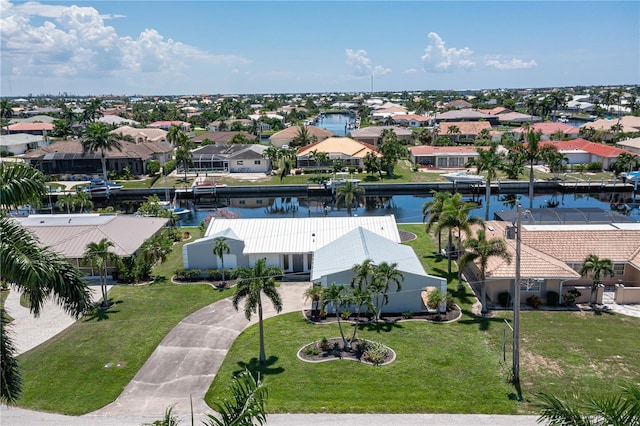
[
  {"x1": 540, "y1": 138, "x2": 636, "y2": 169},
  {"x1": 513, "y1": 122, "x2": 580, "y2": 141},
  {"x1": 147, "y1": 121, "x2": 191, "y2": 131},
  {"x1": 391, "y1": 114, "x2": 431, "y2": 128},
  {"x1": 269, "y1": 125, "x2": 334, "y2": 148},
  {"x1": 207, "y1": 119, "x2": 252, "y2": 131},
  {"x1": 15, "y1": 214, "x2": 168, "y2": 276},
  {"x1": 8, "y1": 115, "x2": 56, "y2": 124},
  {"x1": 190, "y1": 144, "x2": 268, "y2": 173},
  {"x1": 615, "y1": 137, "x2": 640, "y2": 156},
  {"x1": 191, "y1": 131, "x2": 258, "y2": 145},
  {"x1": 296, "y1": 137, "x2": 378, "y2": 169},
  {"x1": 437, "y1": 121, "x2": 494, "y2": 143},
  {"x1": 3, "y1": 122, "x2": 55, "y2": 136},
  {"x1": 22, "y1": 139, "x2": 173, "y2": 176},
  {"x1": 434, "y1": 109, "x2": 499, "y2": 125},
  {"x1": 110, "y1": 126, "x2": 168, "y2": 144},
  {"x1": 349, "y1": 126, "x2": 413, "y2": 146},
  {"x1": 461, "y1": 220, "x2": 640, "y2": 307},
  {"x1": 409, "y1": 145, "x2": 483, "y2": 169}
]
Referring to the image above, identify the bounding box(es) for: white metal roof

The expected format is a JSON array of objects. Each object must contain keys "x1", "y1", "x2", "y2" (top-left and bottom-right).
[
  {"x1": 311, "y1": 227, "x2": 427, "y2": 281},
  {"x1": 205, "y1": 216, "x2": 400, "y2": 255}
]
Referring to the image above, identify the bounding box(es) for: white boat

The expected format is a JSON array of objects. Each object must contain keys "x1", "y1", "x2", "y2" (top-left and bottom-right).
[
  {"x1": 441, "y1": 171, "x2": 485, "y2": 184},
  {"x1": 621, "y1": 171, "x2": 640, "y2": 182},
  {"x1": 82, "y1": 179, "x2": 123, "y2": 196}
]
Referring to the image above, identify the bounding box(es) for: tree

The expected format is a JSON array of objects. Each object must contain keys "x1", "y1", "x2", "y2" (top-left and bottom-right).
[
  {"x1": 335, "y1": 180, "x2": 365, "y2": 216},
  {"x1": 446, "y1": 125, "x2": 461, "y2": 143},
  {"x1": 459, "y1": 228, "x2": 512, "y2": 314},
  {"x1": 232, "y1": 259, "x2": 283, "y2": 365},
  {"x1": 0, "y1": 162, "x2": 91, "y2": 403},
  {"x1": 166, "y1": 125, "x2": 184, "y2": 147},
  {"x1": 303, "y1": 283, "x2": 324, "y2": 319},
  {"x1": 56, "y1": 192, "x2": 77, "y2": 214},
  {"x1": 0, "y1": 98, "x2": 14, "y2": 124},
  {"x1": 277, "y1": 148, "x2": 296, "y2": 182},
  {"x1": 536, "y1": 383, "x2": 640, "y2": 426},
  {"x1": 321, "y1": 283, "x2": 349, "y2": 349},
  {"x1": 513, "y1": 129, "x2": 557, "y2": 209},
  {"x1": 205, "y1": 369, "x2": 268, "y2": 426},
  {"x1": 546, "y1": 151, "x2": 568, "y2": 178},
  {"x1": 175, "y1": 144, "x2": 193, "y2": 181},
  {"x1": 81, "y1": 122, "x2": 123, "y2": 196},
  {"x1": 610, "y1": 153, "x2": 640, "y2": 176},
  {"x1": 213, "y1": 237, "x2": 231, "y2": 284},
  {"x1": 82, "y1": 238, "x2": 119, "y2": 309},
  {"x1": 422, "y1": 191, "x2": 452, "y2": 254},
  {"x1": 363, "y1": 151, "x2": 382, "y2": 178},
  {"x1": 371, "y1": 261, "x2": 404, "y2": 321},
  {"x1": 292, "y1": 125, "x2": 316, "y2": 147},
  {"x1": 378, "y1": 130, "x2": 408, "y2": 176},
  {"x1": 82, "y1": 98, "x2": 104, "y2": 123},
  {"x1": 579, "y1": 254, "x2": 615, "y2": 305},
  {"x1": 140, "y1": 233, "x2": 171, "y2": 266},
  {"x1": 467, "y1": 142, "x2": 504, "y2": 220}
]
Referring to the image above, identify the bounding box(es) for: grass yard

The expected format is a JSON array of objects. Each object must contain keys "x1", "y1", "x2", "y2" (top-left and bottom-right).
[{"x1": 16, "y1": 227, "x2": 230, "y2": 415}]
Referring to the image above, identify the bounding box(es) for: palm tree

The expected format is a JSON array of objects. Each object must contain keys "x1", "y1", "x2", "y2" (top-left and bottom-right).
[
  {"x1": 303, "y1": 283, "x2": 324, "y2": 319},
  {"x1": 56, "y1": 192, "x2": 77, "y2": 214},
  {"x1": 213, "y1": 237, "x2": 231, "y2": 284},
  {"x1": 515, "y1": 129, "x2": 557, "y2": 209},
  {"x1": 81, "y1": 122, "x2": 123, "y2": 196},
  {"x1": 459, "y1": 228, "x2": 512, "y2": 314},
  {"x1": 75, "y1": 189, "x2": 93, "y2": 213},
  {"x1": 175, "y1": 144, "x2": 193, "y2": 182},
  {"x1": 82, "y1": 238, "x2": 119, "y2": 309},
  {"x1": 372, "y1": 261, "x2": 404, "y2": 321},
  {"x1": 536, "y1": 382, "x2": 640, "y2": 426},
  {"x1": 292, "y1": 125, "x2": 315, "y2": 147},
  {"x1": 82, "y1": 98, "x2": 104, "y2": 123},
  {"x1": 335, "y1": 180, "x2": 365, "y2": 216},
  {"x1": 579, "y1": 254, "x2": 615, "y2": 305},
  {"x1": 205, "y1": 369, "x2": 268, "y2": 426},
  {"x1": 166, "y1": 125, "x2": 184, "y2": 147},
  {"x1": 422, "y1": 191, "x2": 452, "y2": 254},
  {"x1": 321, "y1": 283, "x2": 349, "y2": 349},
  {"x1": 0, "y1": 162, "x2": 91, "y2": 403},
  {"x1": 0, "y1": 99, "x2": 14, "y2": 125},
  {"x1": 468, "y1": 142, "x2": 504, "y2": 220},
  {"x1": 446, "y1": 125, "x2": 461, "y2": 143},
  {"x1": 140, "y1": 233, "x2": 171, "y2": 266},
  {"x1": 349, "y1": 286, "x2": 372, "y2": 342},
  {"x1": 232, "y1": 259, "x2": 283, "y2": 365},
  {"x1": 351, "y1": 259, "x2": 375, "y2": 291}
]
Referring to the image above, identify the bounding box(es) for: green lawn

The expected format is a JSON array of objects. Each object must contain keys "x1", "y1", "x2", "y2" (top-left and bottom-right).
[{"x1": 16, "y1": 228, "x2": 231, "y2": 415}]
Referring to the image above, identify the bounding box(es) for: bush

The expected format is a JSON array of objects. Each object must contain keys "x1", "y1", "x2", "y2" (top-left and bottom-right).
[
  {"x1": 546, "y1": 291, "x2": 560, "y2": 307},
  {"x1": 304, "y1": 345, "x2": 320, "y2": 356},
  {"x1": 563, "y1": 288, "x2": 582, "y2": 305},
  {"x1": 163, "y1": 160, "x2": 176, "y2": 175},
  {"x1": 341, "y1": 311, "x2": 351, "y2": 320},
  {"x1": 319, "y1": 337, "x2": 331, "y2": 351},
  {"x1": 526, "y1": 295, "x2": 543, "y2": 308},
  {"x1": 586, "y1": 161, "x2": 603, "y2": 172},
  {"x1": 146, "y1": 160, "x2": 161, "y2": 176},
  {"x1": 402, "y1": 311, "x2": 414, "y2": 319},
  {"x1": 498, "y1": 292, "x2": 512, "y2": 307},
  {"x1": 362, "y1": 341, "x2": 388, "y2": 366}
]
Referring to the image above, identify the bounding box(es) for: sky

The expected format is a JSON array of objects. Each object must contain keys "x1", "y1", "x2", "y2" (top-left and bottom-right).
[{"x1": 1, "y1": 0, "x2": 639, "y2": 96}]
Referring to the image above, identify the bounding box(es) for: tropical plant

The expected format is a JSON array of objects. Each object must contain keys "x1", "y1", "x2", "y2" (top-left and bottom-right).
[
  {"x1": 143, "y1": 405, "x2": 181, "y2": 426},
  {"x1": 335, "y1": 180, "x2": 365, "y2": 216},
  {"x1": 371, "y1": 261, "x2": 404, "y2": 320},
  {"x1": 213, "y1": 237, "x2": 231, "y2": 284},
  {"x1": 446, "y1": 125, "x2": 461, "y2": 143},
  {"x1": 349, "y1": 287, "x2": 372, "y2": 342},
  {"x1": 292, "y1": 125, "x2": 316, "y2": 147},
  {"x1": 467, "y1": 142, "x2": 504, "y2": 220},
  {"x1": 204, "y1": 369, "x2": 268, "y2": 426},
  {"x1": 56, "y1": 192, "x2": 77, "y2": 214},
  {"x1": 513, "y1": 129, "x2": 558, "y2": 209},
  {"x1": 81, "y1": 122, "x2": 123, "y2": 196},
  {"x1": 610, "y1": 152, "x2": 640, "y2": 176},
  {"x1": 459, "y1": 228, "x2": 512, "y2": 314},
  {"x1": 378, "y1": 130, "x2": 409, "y2": 176},
  {"x1": 422, "y1": 191, "x2": 452, "y2": 254},
  {"x1": 579, "y1": 254, "x2": 615, "y2": 305},
  {"x1": 82, "y1": 238, "x2": 119, "y2": 309},
  {"x1": 0, "y1": 162, "x2": 91, "y2": 403},
  {"x1": 232, "y1": 259, "x2": 283, "y2": 364},
  {"x1": 321, "y1": 283, "x2": 349, "y2": 349},
  {"x1": 536, "y1": 382, "x2": 640, "y2": 426},
  {"x1": 303, "y1": 283, "x2": 324, "y2": 319},
  {"x1": 82, "y1": 98, "x2": 104, "y2": 123}
]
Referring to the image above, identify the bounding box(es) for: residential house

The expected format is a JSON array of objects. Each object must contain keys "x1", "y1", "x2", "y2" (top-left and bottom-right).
[
  {"x1": 584, "y1": 116, "x2": 640, "y2": 134},
  {"x1": 409, "y1": 145, "x2": 481, "y2": 168},
  {"x1": 434, "y1": 109, "x2": 499, "y2": 125},
  {"x1": 437, "y1": 121, "x2": 494, "y2": 143},
  {"x1": 269, "y1": 125, "x2": 334, "y2": 148},
  {"x1": 443, "y1": 99, "x2": 472, "y2": 110},
  {"x1": 540, "y1": 138, "x2": 636, "y2": 170},
  {"x1": 0, "y1": 133, "x2": 49, "y2": 155},
  {"x1": 8, "y1": 115, "x2": 55, "y2": 124},
  {"x1": 99, "y1": 115, "x2": 140, "y2": 126},
  {"x1": 350, "y1": 126, "x2": 413, "y2": 146},
  {"x1": 110, "y1": 126, "x2": 168, "y2": 144},
  {"x1": 22, "y1": 139, "x2": 173, "y2": 176},
  {"x1": 15, "y1": 214, "x2": 168, "y2": 277},
  {"x1": 391, "y1": 114, "x2": 431, "y2": 128},
  {"x1": 513, "y1": 122, "x2": 580, "y2": 141},
  {"x1": 207, "y1": 119, "x2": 252, "y2": 131},
  {"x1": 461, "y1": 219, "x2": 640, "y2": 307},
  {"x1": 3, "y1": 122, "x2": 55, "y2": 136},
  {"x1": 190, "y1": 144, "x2": 268, "y2": 173},
  {"x1": 296, "y1": 137, "x2": 378, "y2": 169},
  {"x1": 478, "y1": 107, "x2": 542, "y2": 124},
  {"x1": 191, "y1": 131, "x2": 258, "y2": 145},
  {"x1": 616, "y1": 137, "x2": 640, "y2": 156},
  {"x1": 147, "y1": 120, "x2": 192, "y2": 132}
]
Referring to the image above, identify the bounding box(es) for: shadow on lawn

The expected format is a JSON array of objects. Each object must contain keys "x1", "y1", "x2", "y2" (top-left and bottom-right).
[
  {"x1": 458, "y1": 308, "x2": 504, "y2": 331},
  {"x1": 360, "y1": 321, "x2": 403, "y2": 333},
  {"x1": 235, "y1": 356, "x2": 284, "y2": 377},
  {"x1": 83, "y1": 299, "x2": 122, "y2": 322}
]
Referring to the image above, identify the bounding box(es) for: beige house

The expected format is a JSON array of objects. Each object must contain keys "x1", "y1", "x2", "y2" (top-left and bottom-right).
[
  {"x1": 350, "y1": 126, "x2": 413, "y2": 146},
  {"x1": 462, "y1": 220, "x2": 640, "y2": 308},
  {"x1": 437, "y1": 121, "x2": 494, "y2": 143},
  {"x1": 296, "y1": 137, "x2": 378, "y2": 169},
  {"x1": 409, "y1": 145, "x2": 481, "y2": 168},
  {"x1": 111, "y1": 126, "x2": 168, "y2": 144},
  {"x1": 269, "y1": 125, "x2": 334, "y2": 148}
]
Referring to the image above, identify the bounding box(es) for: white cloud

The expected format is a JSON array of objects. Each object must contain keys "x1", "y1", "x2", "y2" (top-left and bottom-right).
[
  {"x1": 403, "y1": 68, "x2": 422, "y2": 74},
  {"x1": 420, "y1": 32, "x2": 475, "y2": 72},
  {"x1": 485, "y1": 57, "x2": 537, "y2": 70},
  {"x1": 0, "y1": 0, "x2": 250, "y2": 83},
  {"x1": 345, "y1": 49, "x2": 391, "y2": 77}
]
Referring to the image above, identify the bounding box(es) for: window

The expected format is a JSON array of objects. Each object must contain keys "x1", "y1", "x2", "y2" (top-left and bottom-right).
[
  {"x1": 520, "y1": 278, "x2": 543, "y2": 292},
  {"x1": 237, "y1": 160, "x2": 244, "y2": 166},
  {"x1": 256, "y1": 199, "x2": 263, "y2": 205},
  {"x1": 254, "y1": 160, "x2": 261, "y2": 165},
  {"x1": 238, "y1": 200, "x2": 245, "y2": 205},
  {"x1": 614, "y1": 263, "x2": 625, "y2": 276}
]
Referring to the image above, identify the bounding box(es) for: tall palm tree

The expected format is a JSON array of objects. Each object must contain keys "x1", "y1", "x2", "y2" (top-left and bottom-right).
[
  {"x1": 213, "y1": 237, "x2": 231, "y2": 284},
  {"x1": 175, "y1": 144, "x2": 193, "y2": 182},
  {"x1": 335, "y1": 180, "x2": 365, "y2": 216},
  {"x1": 351, "y1": 259, "x2": 375, "y2": 291},
  {"x1": 579, "y1": 254, "x2": 615, "y2": 305},
  {"x1": 232, "y1": 259, "x2": 283, "y2": 365},
  {"x1": 514, "y1": 129, "x2": 557, "y2": 209},
  {"x1": 82, "y1": 238, "x2": 119, "y2": 309},
  {"x1": 82, "y1": 98, "x2": 104, "y2": 123},
  {"x1": 422, "y1": 191, "x2": 452, "y2": 254},
  {"x1": 303, "y1": 283, "x2": 324, "y2": 319},
  {"x1": 459, "y1": 228, "x2": 512, "y2": 314},
  {"x1": 468, "y1": 142, "x2": 504, "y2": 220},
  {"x1": 81, "y1": 122, "x2": 123, "y2": 196},
  {"x1": 372, "y1": 261, "x2": 404, "y2": 321},
  {"x1": 292, "y1": 125, "x2": 315, "y2": 147},
  {"x1": 0, "y1": 162, "x2": 91, "y2": 403},
  {"x1": 205, "y1": 369, "x2": 269, "y2": 426},
  {"x1": 75, "y1": 189, "x2": 94, "y2": 213},
  {"x1": 56, "y1": 192, "x2": 77, "y2": 214},
  {"x1": 321, "y1": 283, "x2": 349, "y2": 349}
]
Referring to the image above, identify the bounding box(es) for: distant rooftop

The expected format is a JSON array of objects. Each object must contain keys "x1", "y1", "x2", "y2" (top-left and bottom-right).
[{"x1": 494, "y1": 208, "x2": 638, "y2": 225}]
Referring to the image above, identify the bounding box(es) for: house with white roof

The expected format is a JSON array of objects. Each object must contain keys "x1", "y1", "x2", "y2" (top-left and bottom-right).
[{"x1": 0, "y1": 133, "x2": 49, "y2": 155}]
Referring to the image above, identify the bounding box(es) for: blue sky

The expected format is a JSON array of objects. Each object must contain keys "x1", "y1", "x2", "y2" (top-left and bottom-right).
[{"x1": 1, "y1": 0, "x2": 638, "y2": 96}]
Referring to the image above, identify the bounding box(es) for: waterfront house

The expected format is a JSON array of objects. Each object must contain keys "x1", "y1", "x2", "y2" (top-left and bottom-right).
[
  {"x1": 110, "y1": 126, "x2": 168, "y2": 144},
  {"x1": 584, "y1": 116, "x2": 640, "y2": 135},
  {"x1": 207, "y1": 119, "x2": 252, "y2": 131},
  {"x1": 513, "y1": 122, "x2": 580, "y2": 141},
  {"x1": 434, "y1": 110, "x2": 499, "y2": 125},
  {"x1": 269, "y1": 125, "x2": 334, "y2": 148},
  {"x1": 540, "y1": 138, "x2": 636, "y2": 170},
  {"x1": 3, "y1": 122, "x2": 55, "y2": 136},
  {"x1": 436, "y1": 121, "x2": 494, "y2": 143},
  {"x1": 191, "y1": 131, "x2": 258, "y2": 145},
  {"x1": 409, "y1": 145, "x2": 482, "y2": 169},
  {"x1": 391, "y1": 114, "x2": 431, "y2": 128},
  {"x1": 147, "y1": 120, "x2": 191, "y2": 132},
  {"x1": 190, "y1": 144, "x2": 268, "y2": 173},
  {"x1": 0, "y1": 133, "x2": 49, "y2": 155},
  {"x1": 296, "y1": 137, "x2": 378, "y2": 169},
  {"x1": 350, "y1": 126, "x2": 413, "y2": 146},
  {"x1": 615, "y1": 137, "x2": 640, "y2": 156}
]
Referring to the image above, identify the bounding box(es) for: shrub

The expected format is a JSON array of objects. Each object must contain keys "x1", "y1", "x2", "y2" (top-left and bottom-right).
[
  {"x1": 498, "y1": 292, "x2": 512, "y2": 307},
  {"x1": 546, "y1": 291, "x2": 560, "y2": 307},
  {"x1": 427, "y1": 289, "x2": 445, "y2": 310},
  {"x1": 304, "y1": 345, "x2": 320, "y2": 356},
  {"x1": 163, "y1": 160, "x2": 176, "y2": 175},
  {"x1": 341, "y1": 311, "x2": 351, "y2": 320},
  {"x1": 526, "y1": 295, "x2": 543, "y2": 308},
  {"x1": 146, "y1": 160, "x2": 161, "y2": 176},
  {"x1": 563, "y1": 288, "x2": 582, "y2": 305},
  {"x1": 587, "y1": 161, "x2": 603, "y2": 172},
  {"x1": 348, "y1": 166, "x2": 357, "y2": 174},
  {"x1": 402, "y1": 311, "x2": 414, "y2": 319},
  {"x1": 319, "y1": 337, "x2": 331, "y2": 351},
  {"x1": 319, "y1": 310, "x2": 327, "y2": 319},
  {"x1": 362, "y1": 341, "x2": 388, "y2": 366}
]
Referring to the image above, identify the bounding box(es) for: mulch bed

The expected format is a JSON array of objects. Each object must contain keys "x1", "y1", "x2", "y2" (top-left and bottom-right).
[
  {"x1": 304, "y1": 304, "x2": 461, "y2": 324},
  {"x1": 297, "y1": 337, "x2": 395, "y2": 365}
]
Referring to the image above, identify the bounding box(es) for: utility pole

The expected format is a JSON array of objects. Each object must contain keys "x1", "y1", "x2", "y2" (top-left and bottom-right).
[{"x1": 513, "y1": 204, "x2": 522, "y2": 384}]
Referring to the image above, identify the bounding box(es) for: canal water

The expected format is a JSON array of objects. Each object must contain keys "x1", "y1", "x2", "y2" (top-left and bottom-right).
[
  {"x1": 315, "y1": 113, "x2": 356, "y2": 137},
  {"x1": 180, "y1": 191, "x2": 640, "y2": 226}
]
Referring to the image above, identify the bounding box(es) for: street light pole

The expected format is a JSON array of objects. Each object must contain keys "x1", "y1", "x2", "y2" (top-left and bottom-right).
[{"x1": 513, "y1": 204, "x2": 522, "y2": 384}]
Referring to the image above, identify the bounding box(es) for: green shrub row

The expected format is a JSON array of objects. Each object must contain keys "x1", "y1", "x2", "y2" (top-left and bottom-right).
[{"x1": 174, "y1": 268, "x2": 235, "y2": 282}]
